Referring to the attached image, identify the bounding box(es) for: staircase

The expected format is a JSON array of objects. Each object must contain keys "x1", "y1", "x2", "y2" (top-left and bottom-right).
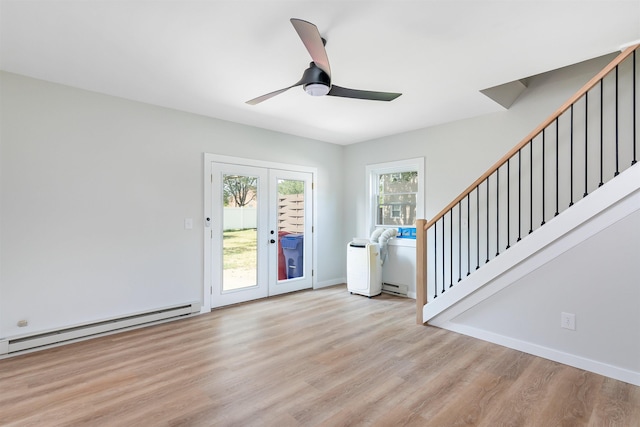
[{"x1": 415, "y1": 44, "x2": 640, "y2": 385}]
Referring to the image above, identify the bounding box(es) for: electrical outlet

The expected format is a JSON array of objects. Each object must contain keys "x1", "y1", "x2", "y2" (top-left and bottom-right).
[
  {"x1": 17, "y1": 319, "x2": 28, "y2": 327},
  {"x1": 184, "y1": 218, "x2": 193, "y2": 230},
  {"x1": 561, "y1": 312, "x2": 576, "y2": 330}
]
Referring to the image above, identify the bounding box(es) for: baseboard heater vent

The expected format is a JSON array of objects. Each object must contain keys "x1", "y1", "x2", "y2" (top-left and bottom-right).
[
  {"x1": 382, "y1": 283, "x2": 408, "y2": 297},
  {"x1": 0, "y1": 301, "x2": 201, "y2": 356}
]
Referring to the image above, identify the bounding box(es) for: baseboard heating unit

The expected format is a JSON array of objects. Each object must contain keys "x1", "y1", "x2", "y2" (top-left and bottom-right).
[
  {"x1": 382, "y1": 282, "x2": 408, "y2": 297},
  {"x1": 0, "y1": 301, "x2": 201, "y2": 357}
]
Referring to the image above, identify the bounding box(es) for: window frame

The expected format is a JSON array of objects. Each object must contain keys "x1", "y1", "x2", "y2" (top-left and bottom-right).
[{"x1": 365, "y1": 158, "x2": 425, "y2": 235}]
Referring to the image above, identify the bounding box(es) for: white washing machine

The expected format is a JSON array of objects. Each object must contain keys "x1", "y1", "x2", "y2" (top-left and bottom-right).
[{"x1": 347, "y1": 241, "x2": 382, "y2": 297}]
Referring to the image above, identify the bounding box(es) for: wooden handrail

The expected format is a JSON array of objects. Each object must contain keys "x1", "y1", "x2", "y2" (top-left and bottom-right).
[{"x1": 424, "y1": 44, "x2": 639, "y2": 231}]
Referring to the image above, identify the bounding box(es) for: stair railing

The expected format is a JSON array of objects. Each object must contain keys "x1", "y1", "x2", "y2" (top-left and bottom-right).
[{"x1": 416, "y1": 44, "x2": 639, "y2": 324}]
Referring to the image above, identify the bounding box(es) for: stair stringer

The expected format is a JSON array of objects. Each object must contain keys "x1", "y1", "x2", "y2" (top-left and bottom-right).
[{"x1": 422, "y1": 164, "x2": 640, "y2": 384}]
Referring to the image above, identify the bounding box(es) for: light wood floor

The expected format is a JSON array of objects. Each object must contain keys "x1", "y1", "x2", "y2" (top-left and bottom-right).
[{"x1": 1, "y1": 285, "x2": 638, "y2": 426}]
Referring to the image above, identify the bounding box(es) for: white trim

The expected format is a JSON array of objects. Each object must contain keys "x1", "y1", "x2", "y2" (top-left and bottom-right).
[
  {"x1": 365, "y1": 157, "x2": 425, "y2": 236},
  {"x1": 443, "y1": 323, "x2": 640, "y2": 386},
  {"x1": 620, "y1": 39, "x2": 640, "y2": 51},
  {"x1": 203, "y1": 153, "x2": 318, "y2": 312},
  {"x1": 316, "y1": 278, "x2": 346, "y2": 289},
  {"x1": 389, "y1": 238, "x2": 416, "y2": 247},
  {"x1": 205, "y1": 154, "x2": 317, "y2": 174},
  {"x1": 203, "y1": 155, "x2": 213, "y2": 312}
]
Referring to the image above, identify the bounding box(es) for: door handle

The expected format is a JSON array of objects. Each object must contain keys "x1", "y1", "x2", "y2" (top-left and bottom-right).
[{"x1": 270, "y1": 239, "x2": 276, "y2": 244}]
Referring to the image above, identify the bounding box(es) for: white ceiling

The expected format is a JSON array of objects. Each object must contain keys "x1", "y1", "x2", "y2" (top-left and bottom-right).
[{"x1": 1, "y1": 1, "x2": 639, "y2": 145}]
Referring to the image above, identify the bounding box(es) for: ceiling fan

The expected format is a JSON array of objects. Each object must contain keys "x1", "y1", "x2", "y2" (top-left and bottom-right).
[{"x1": 246, "y1": 18, "x2": 402, "y2": 105}]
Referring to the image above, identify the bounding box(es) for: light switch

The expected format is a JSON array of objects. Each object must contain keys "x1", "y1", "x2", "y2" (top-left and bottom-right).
[{"x1": 184, "y1": 218, "x2": 193, "y2": 229}]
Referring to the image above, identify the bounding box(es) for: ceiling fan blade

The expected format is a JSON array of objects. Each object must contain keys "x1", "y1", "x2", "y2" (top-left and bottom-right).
[
  {"x1": 246, "y1": 83, "x2": 302, "y2": 105},
  {"x1": 247, "y1": 65, "x2": 325, "y2": 105},
  {"x1": 327, "y1": 85, "x2": 402, "y2": 101},
  {"x1": 290, "y1": 18, "x2": 331, "y2": 77}
]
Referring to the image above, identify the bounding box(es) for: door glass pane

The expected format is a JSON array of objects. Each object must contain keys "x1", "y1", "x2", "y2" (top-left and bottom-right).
[
  {"x1": 277, "y1": 179, "x2": 304, "y2": 281},
  {"x1": 222, "y1": 174, "x2": 258, "y2": 291}
]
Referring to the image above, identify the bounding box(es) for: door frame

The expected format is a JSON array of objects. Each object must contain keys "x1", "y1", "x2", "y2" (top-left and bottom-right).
[{"x1": 203, "y1": 153, "x2": 317, "y2": 312}]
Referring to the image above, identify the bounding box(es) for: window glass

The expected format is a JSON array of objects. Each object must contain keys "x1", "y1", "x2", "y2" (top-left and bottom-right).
[{"x1": 376, "y1": 171, "x2": 418, "y2": 226}]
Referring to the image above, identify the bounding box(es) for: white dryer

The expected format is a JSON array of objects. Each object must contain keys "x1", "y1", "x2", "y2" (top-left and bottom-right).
[{"x1": 347, "y1": 241, "x2": 382, "y2": 297}]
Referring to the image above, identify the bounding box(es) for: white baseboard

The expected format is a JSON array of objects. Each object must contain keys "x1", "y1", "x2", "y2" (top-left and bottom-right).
[
  {"x1": 442, "y1": 322, "x2": 640, "y2": 386},
  {"x1": 315, "y1": 278, "x2": 346, "y2": 289}
]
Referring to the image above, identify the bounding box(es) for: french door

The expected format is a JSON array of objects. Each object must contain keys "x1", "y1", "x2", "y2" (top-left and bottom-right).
[{"x1": 209, "y1": 162, "x2": 313, "y2": 308}]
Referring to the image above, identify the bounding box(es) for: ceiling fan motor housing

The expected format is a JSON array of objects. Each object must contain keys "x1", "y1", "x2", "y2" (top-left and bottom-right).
[{"x1": 302, "y1": 62, "x2": 331, "y2": 95}]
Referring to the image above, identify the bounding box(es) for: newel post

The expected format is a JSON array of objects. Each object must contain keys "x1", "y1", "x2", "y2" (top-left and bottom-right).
[{"x1": 416, "y1": 219, "x2": 428, "y2": 325}]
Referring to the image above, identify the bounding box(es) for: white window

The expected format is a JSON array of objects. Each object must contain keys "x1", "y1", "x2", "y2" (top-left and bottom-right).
[
  {"x1": 391, "y1": 204, "x2": 402, "y2": 218},
  {"x1": 366, "y1": 158, "x2": 424, "y2": 233}
]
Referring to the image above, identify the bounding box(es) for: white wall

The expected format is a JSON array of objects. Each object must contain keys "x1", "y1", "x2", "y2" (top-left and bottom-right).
[
  {"x1": 0, "y1": 71, "x2": 344, "y2": 338},
  {"x1": 382, "y1": 240, "x2": 416, "y2": 297}
]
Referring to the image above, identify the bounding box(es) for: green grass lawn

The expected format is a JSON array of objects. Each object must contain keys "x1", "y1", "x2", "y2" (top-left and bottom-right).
[{"x1": 223, "y1": 228, "x2": 257, "y2": 270}]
